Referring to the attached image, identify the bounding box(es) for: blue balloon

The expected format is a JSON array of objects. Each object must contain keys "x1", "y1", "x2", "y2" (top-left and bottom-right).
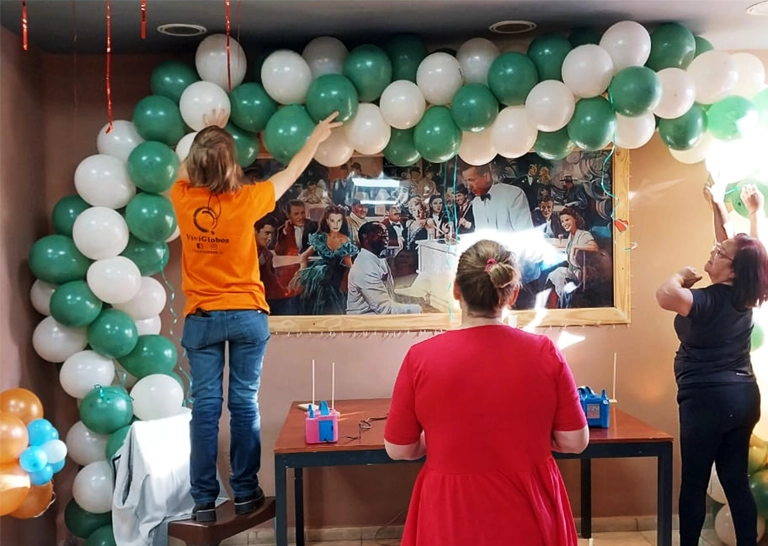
[
  {"x1": 50, "y1": 459, "x2": 66, "y2": 473},
  {"x1": 27, "y1": 418, "x2": 57, "y2": 446},
  {"x1": 19, "y1": 446, "x2": 48, "y2": 473},
  {"x1": 29, "y1": 464, "x2": 54, "y2": 486}
]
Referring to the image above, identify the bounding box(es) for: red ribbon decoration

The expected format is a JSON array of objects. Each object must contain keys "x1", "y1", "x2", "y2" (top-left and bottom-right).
[
  {"x1": 141, "y1": 0, "x2": 147, "y2": 39},
  {"x1": 21, "y1": 0, "x2": 28, "y2": 50},
  {"x1": 105, "y1": 0, "x2": 113, "y2": 133},
  {"x1": 225, "y1": 0, "x2": 232, "y2": 92}
]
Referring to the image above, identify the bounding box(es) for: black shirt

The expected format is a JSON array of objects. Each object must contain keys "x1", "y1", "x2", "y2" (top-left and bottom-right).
[{"x1": 674, "y1": 284, "x2": 754, "y2": 386}]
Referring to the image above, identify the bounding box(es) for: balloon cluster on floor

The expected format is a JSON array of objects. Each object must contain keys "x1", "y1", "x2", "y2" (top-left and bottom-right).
[{"x1": 0, "y1": 389, "x2": 64, "y2": 519}]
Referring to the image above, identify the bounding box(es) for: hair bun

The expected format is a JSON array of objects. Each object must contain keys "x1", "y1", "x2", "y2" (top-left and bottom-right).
[{"x1": 487, "y1": 261, "x2": 518, "y2": 289}]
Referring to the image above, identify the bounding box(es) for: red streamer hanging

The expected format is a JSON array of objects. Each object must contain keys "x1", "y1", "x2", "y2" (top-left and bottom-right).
[
  {"x1": 21, "y1": 0, "x2": 28, "y2": 50},
  {"x1": 105, "y1": 0, "x2": 113, "y2": 133},
  {"x1": 225, "y1": 0, "x2": 232, "y2": 92},
  {"x1": 141, "y1": 0, "x2": 147, "y2": 39}
]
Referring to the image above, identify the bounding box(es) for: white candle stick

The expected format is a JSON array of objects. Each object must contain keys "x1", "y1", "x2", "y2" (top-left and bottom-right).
[
  {"x1": 312, "y1": 359, "x2": 315, "y2": 408},
  {"x1": 612, "y1": 352, "x2": 617, "y2": 402},
  {"x1": 331, "y1": 362, "x2": 336, "y2": 410}
]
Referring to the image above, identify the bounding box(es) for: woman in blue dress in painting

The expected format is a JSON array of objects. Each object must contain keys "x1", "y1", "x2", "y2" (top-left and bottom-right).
[{"x1": 293, "y1": 205, "x2": 358, "y2": 315}]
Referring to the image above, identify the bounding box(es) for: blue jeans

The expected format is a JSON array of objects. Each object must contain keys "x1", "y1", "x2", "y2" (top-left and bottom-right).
[{"x1": 181, "y1": 309, "x2": 270, "y2": 505}]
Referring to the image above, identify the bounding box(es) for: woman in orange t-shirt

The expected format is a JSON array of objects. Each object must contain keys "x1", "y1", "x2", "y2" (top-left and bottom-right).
[{"x1": 170, "y1": 109, "x2": 340, "y2": 522}]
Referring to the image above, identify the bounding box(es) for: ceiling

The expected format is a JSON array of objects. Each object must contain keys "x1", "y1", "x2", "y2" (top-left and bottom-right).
[{"x1": 1, "y1": 0, "x2": 767, "y2": 56}]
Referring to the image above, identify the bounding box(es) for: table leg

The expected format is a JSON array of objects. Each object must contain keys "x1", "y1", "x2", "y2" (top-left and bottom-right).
[
  {"x1": 580, "y1": 458, "x2": 592, "y2": 539},
  {"x1": 295, "y1": 467, "x2": 305, "y2": 546},
  {"x1": 657, "y1": 443, "x2": 673, "y2": 546},
  {"x1": 275, "y1": 456, "x2": 288, "y2": 546}
]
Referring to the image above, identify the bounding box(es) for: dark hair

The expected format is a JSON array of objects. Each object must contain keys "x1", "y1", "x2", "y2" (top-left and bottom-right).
[
  {"x1": 455, "y1": 240, "x2": 520, "y2": 313},
  {"x1": 358, "y1": 221, "x2": 383, "y2": 243},
  {"x1": 539, "y1": 195, "x2": 555, "y2": 205},
  {"x1": 187, "y1": 127, "x2": 244, "y2": 194},
  {"x1": 409, "y1": 167, "x2": 421, "y2": 174},
  {"x1": 319, "y1": 205, "x2": 350, "y2": 236},
  {"x1": 731, "y1": 233, "x2": 768, "y2": 310},
  {"x1": 255, "y1": 215, "x2": 279, "y2": 232},
  {"x1": 287, "y1": 200, "x2": 306, "y2": 211},
  {"x1": 461, "y1": 162, "x2": 492, "y2": 177},
  {"x1": 428, "y1": 194, "x2": 443, "y2": 209},
  {"x1": 559, "y1": 206, "x2": 585, "y2": 230},
  {"x1": 455, "y1": 184, "x2": 469, "y2": 197}
]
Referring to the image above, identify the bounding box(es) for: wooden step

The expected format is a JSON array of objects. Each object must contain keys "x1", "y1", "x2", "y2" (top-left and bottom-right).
[{"x1": 168, "y1": 497, "x2": 276, "y2": 546}]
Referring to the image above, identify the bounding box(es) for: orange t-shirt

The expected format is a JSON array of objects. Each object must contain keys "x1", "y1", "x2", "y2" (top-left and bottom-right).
[{"x1": 170, "y1": 179, "x2": 276, "y2": 316}]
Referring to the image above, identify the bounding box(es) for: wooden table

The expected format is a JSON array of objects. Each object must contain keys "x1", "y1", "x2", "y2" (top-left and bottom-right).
[{"x1": 273, "y1": 399, "x2": 674, "y2": 546}]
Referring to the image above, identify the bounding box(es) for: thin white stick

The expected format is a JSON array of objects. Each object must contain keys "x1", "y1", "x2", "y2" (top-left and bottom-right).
[
  {"x1": 612, "y1": 352, "x2": 617, "y2": 402},
  {"x1": 312, "y1": 359, "x2": 316, "y2": 408},
  {"x1": 331, "y1": 362, "x2": 336, "y2": 409}
]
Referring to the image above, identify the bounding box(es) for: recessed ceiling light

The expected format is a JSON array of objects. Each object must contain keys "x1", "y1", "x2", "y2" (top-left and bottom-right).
[
  {"x1": 157, "y1": 23, "x2": 207, "y2": 37},
  {"x1": 489, "y1": 20, "x2": 537, "y2": 35},
  {"x1": 747, "y1": 1, "x2": 768, "y2": 14}
]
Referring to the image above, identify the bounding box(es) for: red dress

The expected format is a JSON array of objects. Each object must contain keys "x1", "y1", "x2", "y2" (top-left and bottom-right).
[{"x1": 384, "y1": 325, "x2": 587, "y2": 546}]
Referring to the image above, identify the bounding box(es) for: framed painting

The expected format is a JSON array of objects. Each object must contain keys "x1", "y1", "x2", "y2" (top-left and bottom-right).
[{"x1": 249, "y1": 148, "x2": 630, "y2": 333}]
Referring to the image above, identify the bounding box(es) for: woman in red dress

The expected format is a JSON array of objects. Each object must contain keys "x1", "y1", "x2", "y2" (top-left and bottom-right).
[{"x1": 384, "y1": 239, "x2": 589, "y2": 546}]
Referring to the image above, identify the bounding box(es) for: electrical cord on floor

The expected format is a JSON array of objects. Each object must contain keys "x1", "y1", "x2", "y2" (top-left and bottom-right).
[
  {"x1": 342, "y1": 414, "x2": 388, "y2": 442},
  {"x1": 373, "y1": 508, "x2": 408, "y2": 545}
]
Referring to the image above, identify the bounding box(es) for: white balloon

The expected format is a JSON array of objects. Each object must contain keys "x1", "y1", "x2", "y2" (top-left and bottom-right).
[
  {"x1": 314, "y1": 127, "x2": 354, "y2": 167},
  {"x1": 42, "y1": 439, "x2": 68, "y2": 464},
  {"x1": 706, "y1": 134, "x2": 764, "y2": 185},
  {"x1": 261, "y1": 50, "x2": 313, "y2": 105},
  {"x1": 707, "y1": 464, "x2": 727, "y2": 504},
  {"x1": 74, "y1": 155, "x2": 136, "y2": 209},
  {"x1": 175, "y1": 132, "x2": 198, "y2": 162},
  {"x1": 302, "y1": 36, "x2": 348, "y2": 78},
  {"x1": 456, "y1": 37, "x2": 500, "y2": 85},
  {"x1": 490, "y1": 106, "x2": 537, "y2": 159},
  {"x1": 525, "y1": 80, "x2": 576, "y2": 132},
  {"x1": 131, "y1": 374, "x2": 184, "y2": 421},
  {"x1": 66, "y1": 421, "x2": 109, "y2": 466},
  {"x1": 179, "y1": 81, "x2": 231, "y2": 131},
  {"x1": 166, "y1": 225, "x2": 181, "y2": 243},
  {"x1": 195, "y1": 34, "x2": 247, "y2": 91},
  {"x1": 615, "y1": 112, "x2": 656, "y2": 150},
  {"x1": 379, "y1": 80, "x2": 427, "y2": 129},
  {"x1": 458, "y1": 129, "x2": 497, "y2": 166},
  {"x1": 687, "y1": 50, "x2": 738, "y2": 105},
  {"x1": 60, "y1": 350, "x2": 116, "y2": 399},
  {"x1": 135, "y1": 315, "x2": 162, "y2": 336},
  {"x1": 670, "y1": 133, "x2": 714, "y2": 165},
  {"x1": 113, "y1": 277, "x2": 167, "y2": 320},
  {"x1": 562, "y1": 45, "x2": 614, "y2": 99},
  {"x1": 416, "y1": 53, "x2": 463, "y2": 106},
  {"x1": 653, "y1": 68, "x2": 697, "y2": 120},
  {"x1": 714, "y1": 504, "x2": 765, "y2": 546},
  {"x1": 72, "y1": 461, "x2": 114, "y2": 514},
  {"x1": 30, "y1": 280, "x2": 56, "y2": 316},
  {"x1": 344, "y1": 103, "x2": 392, "y2": 155},
  {"x1": 599, "y1": 21, "x2": 651, "y2": 72},
  {"x1": 32, "y1": 316, "x2": 88, "y2": 363},
  {"x1": 72, "y1": 207, "x2": 130, "y2": 260},
  {"x1": 87, "y1": 256, "x2": 142, "y2": 305},
  {"x1": 96, "y1": 120, "x2": 144, "y2": 163},
  {"x1": 731, "y1": 52, "x2": 767, "y2": 99}
]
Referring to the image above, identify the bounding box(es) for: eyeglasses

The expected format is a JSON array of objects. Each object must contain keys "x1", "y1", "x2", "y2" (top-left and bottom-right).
[{"x1": 712, "y1": 242, "x2": 734, "y2": 261}]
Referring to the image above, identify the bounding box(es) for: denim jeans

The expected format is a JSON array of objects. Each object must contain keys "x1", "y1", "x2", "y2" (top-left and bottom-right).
[{"x1": 181, "y1": 309, "x2": 270, "y2": 505}]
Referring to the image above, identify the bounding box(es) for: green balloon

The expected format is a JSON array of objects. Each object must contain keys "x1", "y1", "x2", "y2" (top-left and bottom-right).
[
  {"x1": 80, "y1": 385, "x2": 134, "y2": 435},
  {"x1": 133, "y1": 95, "x2": 186, "y2": 146},
  {"x1": 646, "y1": 23, "x2": 696, "y2": 71},
  {"x1": 567, "y1": 97, "x2": 616, "y2": 152},
  {"x1": 49, "y1": 280, "x2": 102, "y2": 328},
  {"x1": 755, "y1": 88, "x2": 768, "y2": 129},
  {"x1": 385, "y1": 34, "x2": 428, "y2": 82},
  {"x1": 29, "y1": 235, "x2": 91, "y2": 285},
  {"x1": 150, "y1": 61, "x2": 200, "y2": 103},
  {"x1": 118, "y1": 335, "x2": 178, "y2": 379},
  {"x1": 229, "y1": 82, "x2": 277, "y2": 133},
  {"x1": 87, "y1": 309, "x2": 139, "y2": 360},
  {"x1": 413, "y1": 106, "x2": 462, "y2": 163},
  {"x1": 105, "y1": 425, "x2": 132, "y2": 461},
  {"x1": 263, "y1": 105, "x2": 316, "y2": 164},
  {"x1": 120, "y1": 236, "x2": 169, "y2": 276},
  {"x1": 535, "y1": 128, "x2": 576, "y2": 160},
  {"x1": 609, "y1": 66, "x2": 662, "y2": 117},
  {"x1": 658, "y1": 104, "x2": 707, "y2": 151},
  {"x1": 693, "y1": 36, "x2": 714, "y2": 58},
  {"x1": 383, "y1": 128, "x2": 421, "y2": 167},
  {"x1": 124, "y1": 193, "x2": 177, "y2": 244},
  {"x1": 569, "y1": 28, "x2": 602, "y2": 48},
  {"x1": 527, "y1": 33, "x2": 572, "y2": 82},
  {"x1": 127, "y1": 141, "x2": 179, "y2": 193},
  {"x1": 85, "y1": 525, "x2": 117, "y2": 546},
  {"x1": 750, "y1": 470, "x2": 768, "y2": 519},
  {"x1": 708, "y1": 96, "x2": 759, "y2": 141},
  {"x1": 305, "y1": 74, "x2": 359, "y2": 124},
  {"x1": 753, "y1": 322, "x2": 764, "y2": 351},
  {"x1": 450, "y1": 84, "x2": 499, "y2": 132},
  {"x1": 487, "y1": 52, "x2": 539, "y2": 106},
  {"x1": 52, "y1": 195, "x2": 91, "y2": 237},
  {"x1": 343, "y1": 44, "x2": 393, "y2": 102},
  {"x1": 225, "y1": 122, "x2": 259, "y2": 168},
  {"x1": 65, "y1": 498, "x2": 112, "y2": 539}
]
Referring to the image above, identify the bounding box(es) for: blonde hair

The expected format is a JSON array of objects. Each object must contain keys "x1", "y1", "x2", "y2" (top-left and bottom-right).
[
  {"x1": 186, "y1": 127, "x2": 244, "y2": 194},
  {"x1": 455, "y1": 240, "x2": 520, "y2": 312}
]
